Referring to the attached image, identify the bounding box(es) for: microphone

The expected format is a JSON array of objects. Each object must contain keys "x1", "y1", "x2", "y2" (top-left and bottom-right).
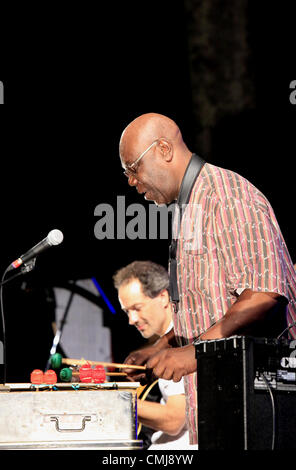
[{"x1": 8, "y1": 229, "x2": 64, "y2": 271}]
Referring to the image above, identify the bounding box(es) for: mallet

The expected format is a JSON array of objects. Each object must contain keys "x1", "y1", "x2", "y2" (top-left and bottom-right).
[{"x1": 50, "y1": 353, "x2": 146, "y2": 371}]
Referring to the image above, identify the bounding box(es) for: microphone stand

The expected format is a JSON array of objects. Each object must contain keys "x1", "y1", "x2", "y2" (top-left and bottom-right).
[
  {"x1": 0, "y1": 259, "x2": 36, "y2": 387},
  {"x1": 0, "y1": 259, "x2": 36, "y2": 287}
]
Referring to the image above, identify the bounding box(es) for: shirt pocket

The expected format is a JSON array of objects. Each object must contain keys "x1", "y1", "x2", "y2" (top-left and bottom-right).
[
  {"x1": 184, "y1": 245, "x2": 207, "y2": 256},
  {"x1": 178, "y1": 203, "x2": 206, "y2": 255}
]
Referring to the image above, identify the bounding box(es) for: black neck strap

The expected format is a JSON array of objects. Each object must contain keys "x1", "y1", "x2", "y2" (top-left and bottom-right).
[
  {"x1": 169, "y1": 153, "x2": 205, "y2": 305},
  {"x1": 177, "y1": 153, "x2": 205, "y2": 214}
]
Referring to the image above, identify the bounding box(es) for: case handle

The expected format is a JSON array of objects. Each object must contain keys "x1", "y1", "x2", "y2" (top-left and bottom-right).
[{"x1": 50, "y1": 415, "x2": 91, "y2": 433}]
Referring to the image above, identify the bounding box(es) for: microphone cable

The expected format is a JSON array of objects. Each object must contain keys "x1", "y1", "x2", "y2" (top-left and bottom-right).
[
  {"x1": 0, "y1": 261, "x2": 37, "y2": 385},
  {"x1": 277, "y1": 321, "x2": 296, "y2": 340},
  {"x1": 0, "y1": 266, "x2": 11, "y2": 385},
  {"x1": 260, "y1": 372, "x2": 276, "y2": 450}
]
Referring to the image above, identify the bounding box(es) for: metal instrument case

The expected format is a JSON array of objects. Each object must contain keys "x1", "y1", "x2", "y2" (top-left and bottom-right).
[{"x1": 0, "y1": 382, "x2": 142, "y2": 450}]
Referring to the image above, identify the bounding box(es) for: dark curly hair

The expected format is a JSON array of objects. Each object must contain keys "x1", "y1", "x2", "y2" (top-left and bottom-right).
[{"x1": 113, "y1": 261, "x2": 169, "y2": 298}]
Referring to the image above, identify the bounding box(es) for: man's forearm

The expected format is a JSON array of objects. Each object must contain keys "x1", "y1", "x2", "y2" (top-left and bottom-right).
[
  {"x1": 146, "y1": 290, "x2": 285, "y2": 382},
  {"x1": 200, "y1": 289, "x2": 284, "y2": 340},
  {"x1": 137, "y1": 397, "x2": 186, "y2": 435}
]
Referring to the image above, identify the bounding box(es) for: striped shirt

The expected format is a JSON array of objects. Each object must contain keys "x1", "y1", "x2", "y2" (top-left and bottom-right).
[{"x1": 172, "y1": 162, "x2": 296, "y2": 444}]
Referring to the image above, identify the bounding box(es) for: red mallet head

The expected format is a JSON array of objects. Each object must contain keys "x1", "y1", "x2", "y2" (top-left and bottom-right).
[
  {"x1": 30, "y1": 369, "x2": 44, "y2": 384},
  {"x1": 92, "y1": 365, "x2": 106, "y2": 383},
  {"x1": 44, "y1": 369, "x2": 57, "y2": 384},
  {"x1": 79, "y1": 364, "x2": 93, "y2": 383}
]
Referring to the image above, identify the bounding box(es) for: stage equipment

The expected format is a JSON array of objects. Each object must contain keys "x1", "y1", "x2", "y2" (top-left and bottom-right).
[
  {"x1": 0, "y1": 382, "x2": 142, "y2": 449},
  {"x1": 196, "y1": 335, "x2": 296, "y2": 450}
]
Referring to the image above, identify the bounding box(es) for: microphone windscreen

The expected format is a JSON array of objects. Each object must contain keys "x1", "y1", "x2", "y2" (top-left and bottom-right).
[{"x1": 47, "y1": 229, "x2": 64, "y2": 246}]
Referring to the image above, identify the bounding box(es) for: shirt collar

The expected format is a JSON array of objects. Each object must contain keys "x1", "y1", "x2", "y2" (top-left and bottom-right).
[{"x1": 163, "y1": 320, "x2": 174, "y2": 336}]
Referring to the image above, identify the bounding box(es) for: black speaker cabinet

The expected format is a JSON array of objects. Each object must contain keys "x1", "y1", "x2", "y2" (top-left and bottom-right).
[{"x1": 196, "y1": 336, "x2": 296, "y2": 450}]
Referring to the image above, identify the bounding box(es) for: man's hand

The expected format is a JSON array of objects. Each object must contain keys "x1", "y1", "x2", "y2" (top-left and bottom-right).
[
  {"x1": 146, "y1": 344, "x2": 197, "y2": 382},
  {"x1": 123, "y1": 345, "x2": 161, "y2": 383},
  {"x1": 123, "y1": 330, "x2": 175, "y2": 382}
]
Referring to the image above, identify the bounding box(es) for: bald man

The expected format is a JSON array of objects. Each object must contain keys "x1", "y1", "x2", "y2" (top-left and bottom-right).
[{"x1": 119, "y1": 113, "x2": 296, "y2": 445}]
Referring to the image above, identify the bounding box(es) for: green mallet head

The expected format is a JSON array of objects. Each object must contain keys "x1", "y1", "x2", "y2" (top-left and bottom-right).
[
  {"x1": 60, "y1": 368, "x2": 73, "y2": 382},
  {"x1": 50, "y1": 353, "x2": 63, "y2": 369}
]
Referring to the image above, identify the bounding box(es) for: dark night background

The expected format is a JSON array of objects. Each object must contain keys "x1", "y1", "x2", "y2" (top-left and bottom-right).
[{"x1": 0, "y1": 0, "x2": 295, "y2": 383}]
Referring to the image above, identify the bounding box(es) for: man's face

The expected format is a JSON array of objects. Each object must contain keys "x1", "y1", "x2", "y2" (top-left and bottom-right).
[
  {"x1": 120, "y1": 140, "x2": 174, "y2": 206},
  {"x1": 118, "y1": 279, "x2": 169, "y2": 338}
]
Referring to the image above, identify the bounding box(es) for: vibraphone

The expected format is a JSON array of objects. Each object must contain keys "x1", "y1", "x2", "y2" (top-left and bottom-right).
[{"x1": 0, "y1": 355, "x2": 145, "y2": 450}]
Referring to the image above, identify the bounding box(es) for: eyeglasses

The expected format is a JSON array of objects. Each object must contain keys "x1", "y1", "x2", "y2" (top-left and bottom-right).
[{"x1": 123, "y1": 139, "x2": 158, "y2": 178}]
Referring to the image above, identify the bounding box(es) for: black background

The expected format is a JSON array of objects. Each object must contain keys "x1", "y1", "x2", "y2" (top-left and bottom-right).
[{"x1": 0, "y1": 1, "x2": 295, "y2": 382}]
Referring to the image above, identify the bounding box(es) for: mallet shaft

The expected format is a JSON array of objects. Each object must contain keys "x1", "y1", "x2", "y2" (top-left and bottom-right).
[{"x1": 61, "y1": 357, "x2": 146, "y2": 370}]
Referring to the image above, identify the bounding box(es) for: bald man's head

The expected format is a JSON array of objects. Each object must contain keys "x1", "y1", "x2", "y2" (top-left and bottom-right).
[
  {"x1": 120, "y1": 113, "x2": 182, "y2": 158},
  {"x1": 119, "y1": 113, "x2": 192, "y2": 205}
]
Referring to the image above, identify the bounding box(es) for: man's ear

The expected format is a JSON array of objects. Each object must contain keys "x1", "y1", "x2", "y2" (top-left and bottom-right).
[
  {"x1": 159, "y1": 288, "x2": 170, "y2": 307},
  {"x1": 157, "y1": 138, "x2": 173, "y2": 162}
]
